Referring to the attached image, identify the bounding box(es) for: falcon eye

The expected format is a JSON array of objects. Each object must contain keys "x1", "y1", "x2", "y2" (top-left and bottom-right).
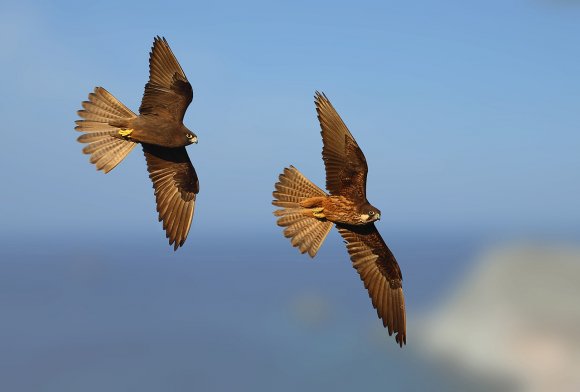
[
  {"x1": 369, "y1": 211, "x2": 375, "y2": 216},
  {"x1": 186, "y1": 134, "x2": 192, "y2": 139}
]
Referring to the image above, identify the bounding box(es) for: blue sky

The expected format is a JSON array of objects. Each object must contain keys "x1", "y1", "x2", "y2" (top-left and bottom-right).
[{"x1": 1, "y1": 0, "x2": 579, "y2": 244}]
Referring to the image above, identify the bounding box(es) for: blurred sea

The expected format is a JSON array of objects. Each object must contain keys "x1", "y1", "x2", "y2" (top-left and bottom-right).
[{"x1": 1, "y1": 227, "x2": 578, "y2": 391}]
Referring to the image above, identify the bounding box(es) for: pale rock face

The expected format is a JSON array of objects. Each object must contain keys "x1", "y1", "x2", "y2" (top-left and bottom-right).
[{"x1": 417, "y1": 244, "x2": 580, "y2": 392}]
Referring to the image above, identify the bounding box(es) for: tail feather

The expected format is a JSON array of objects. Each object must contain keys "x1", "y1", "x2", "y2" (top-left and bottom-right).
[
  {"x1": 76, "y1": 87, "x2": 137, "y2": 173},
  {"x1": 77, "y1": 130, "x2": 117, "y2": 143},
  {"x1": 272, "y1": 166, "x2": 333, "y2": 257},
  {"x1": 273, "y1": 166, "x2": 326, "y2": 203}
]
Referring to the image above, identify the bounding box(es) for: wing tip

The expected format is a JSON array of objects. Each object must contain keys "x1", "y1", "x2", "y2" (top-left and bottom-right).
[
  {"x1": 153, "y1": 35, "x2": 167, "y2": 45},
  {"x1": 314, "y1": 90, "x2": 329, "y2": 106},
  {"x1": 150, "y1": 36, "x2": 170, "y2": 64},
  {"x1": 168, "y1": 236, "x2": 186, "y2": 251},
  {"x1": 396, "y1": 332, "x2": 406, "y2": 347}
]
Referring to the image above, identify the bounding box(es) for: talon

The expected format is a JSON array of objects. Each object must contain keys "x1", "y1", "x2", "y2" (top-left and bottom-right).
[
  {"x1": 118, "y1": 129, "x2": 133, "y2": 137},
  {"x1": 312, "y1": 207, "x2": 326, "y2": 219}
]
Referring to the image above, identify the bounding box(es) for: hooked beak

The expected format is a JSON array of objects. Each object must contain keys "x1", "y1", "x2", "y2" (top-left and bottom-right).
[
  {"x1": 190, "y1": 135, "x2": 198, "y2": 144},
  {"x1": 376, "y1": 214, "x2": 381, "y2": 221}
]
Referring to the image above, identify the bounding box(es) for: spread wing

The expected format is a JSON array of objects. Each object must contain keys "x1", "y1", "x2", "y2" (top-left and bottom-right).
[
  {"x1": 139, "y1": 36, "x2": 193, "y2": 122},
  {"x1": 315, "y1": 92, "x2": 368, "y2": 202},
  {"x1": 336, "y1": 223, "x2": 406, "y2": 346},
  {"x1": 142, "y1": 144, "x2": 199, "y2": 250}
]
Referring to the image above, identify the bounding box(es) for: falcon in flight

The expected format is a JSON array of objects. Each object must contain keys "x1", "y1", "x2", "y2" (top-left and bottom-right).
[
  {"x1": 272, "y1": 92, "x2": 406, "y2": 346},
  {"x1": 76, "y1": 36, "x2": 199, "y2": 250}
]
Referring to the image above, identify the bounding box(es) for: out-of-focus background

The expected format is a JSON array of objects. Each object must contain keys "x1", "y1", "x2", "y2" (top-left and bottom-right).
[{"x1": 1, "y1": 1, "x2": 579, "y2": 391}]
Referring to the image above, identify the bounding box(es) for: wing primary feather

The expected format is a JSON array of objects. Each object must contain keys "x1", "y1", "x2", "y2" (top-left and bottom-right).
[{"x1": 337, "y1": 223, "x2": 406, "y2": 346}]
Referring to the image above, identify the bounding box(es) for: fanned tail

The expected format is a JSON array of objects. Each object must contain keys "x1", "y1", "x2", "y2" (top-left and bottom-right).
[
  {"x1": 272, "y1": 166, "x2": 333, "y2": 257},
  {"x1": 75, "y1": 87, "x2": 137, "y2": 173}
]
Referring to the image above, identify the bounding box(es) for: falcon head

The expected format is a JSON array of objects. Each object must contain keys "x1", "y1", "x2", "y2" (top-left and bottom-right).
[
  {"x1": 185, "y1": 132, "x2": 198, "y2": 144},
  {"x1": 358, "y1": 204, "x2": 381, "y2": 223}
]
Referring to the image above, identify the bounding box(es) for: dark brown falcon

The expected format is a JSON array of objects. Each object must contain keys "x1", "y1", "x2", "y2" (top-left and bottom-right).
[
  {"x1": 76, "y1": 36, "x2": 199, "y2": 250},
  {"x1": 272, "y1": 92, "x2": 406, "y2": 346}
]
